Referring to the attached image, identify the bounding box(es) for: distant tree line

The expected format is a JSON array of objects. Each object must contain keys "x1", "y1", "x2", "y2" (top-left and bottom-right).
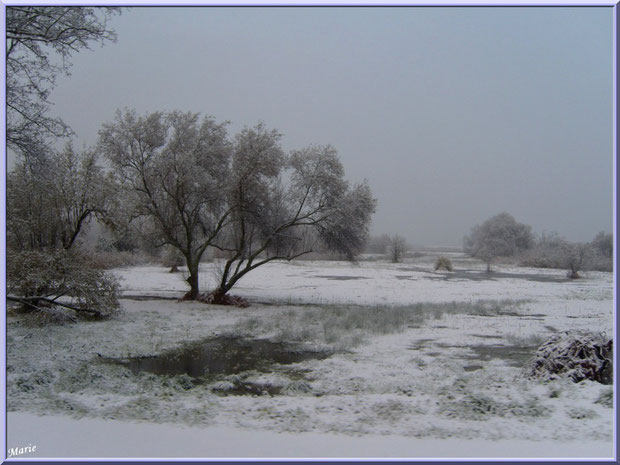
[
  {"x1": 463, "y1": 212, "x2": 612, "y2": 278},
  {"x1": 366, "y1": 212, "x2": 612, "y2": 279}
]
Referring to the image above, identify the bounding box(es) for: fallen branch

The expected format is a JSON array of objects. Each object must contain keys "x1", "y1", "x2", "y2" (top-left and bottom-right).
[
  {"x1": 6, "y1": 296, "x2": 78, "y2": 322},
  {"x1": 6, "y1": 295, "x2": 102, "y2": 317}
]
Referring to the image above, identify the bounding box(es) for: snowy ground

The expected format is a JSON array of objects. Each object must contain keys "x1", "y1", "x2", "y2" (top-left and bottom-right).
[{"x1": 6, "y1": 254, "x2": 616, "y2": 459}]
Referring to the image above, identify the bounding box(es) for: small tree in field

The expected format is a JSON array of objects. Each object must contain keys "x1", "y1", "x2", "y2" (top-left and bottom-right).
[
  {"x1": 208, "y1": 131, "x2": 376, "y2": 303},
  {"x1": 387, "y1": 234, "x2": 408, "y2": 263},
  {"x1": 563, "y1": 242, "x2": 592, "y2": 279},
  {"x1": 464, "y1": 212, "x2": 533, "y2": 272},
  {"x1": 99, "y1": 109, "x2": 232, "y2": 300}
]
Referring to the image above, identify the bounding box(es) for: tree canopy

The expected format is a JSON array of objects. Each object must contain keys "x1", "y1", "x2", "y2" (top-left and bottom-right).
[
  {"x1": 464, "y1": 212, "x2": 533, "y2": 271},
  {"x1": 7, "y1": 143, "x2": 112, "y2": 251},
  {"x1": 99, "y1": 109, "x2": 233, "y2": 299},
  {"x1": 210, "y1": 133, "x2": 376, "y2": 302},
  {"x1": 99, "y1": 109, "x2": 377, "y2": 302},
  {"x1": 6, "y1": 6, "x2": 120, "y2": 156}
]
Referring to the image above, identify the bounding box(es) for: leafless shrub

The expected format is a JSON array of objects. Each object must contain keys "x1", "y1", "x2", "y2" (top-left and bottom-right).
[
  {"x1": 7, "y1": 249, "x2": 120, "y2": 319},
  {"x1": 519, "y1": 233, "x2": 601, "y2": 278},
  {"x1": 387, "y1": 234, "x2": 409, "y2": 263}
]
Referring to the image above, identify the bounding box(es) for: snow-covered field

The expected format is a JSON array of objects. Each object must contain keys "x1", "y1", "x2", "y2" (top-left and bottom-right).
[{"x1": 6, "y1": 254, "x2": 616, "y2": 459}]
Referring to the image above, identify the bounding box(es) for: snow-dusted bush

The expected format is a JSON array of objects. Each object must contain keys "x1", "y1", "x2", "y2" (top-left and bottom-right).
[
  {"x1": 519, "y1": 232, "x2": 568, "y2": 269},
  {"x1": 434, "y1": 256, "x2": 453, "y2": 271},
  {"x1": 387, "y1": 234, "x2": 408, "y2": 263},
  {"x1": 520, "y1": 232, "x2": 610, "y2": 275},
  {"x1": 7, "y1": 249, "x2": 120, "y2": 318},
  {"x1": 563, "y1": 243, "x2": 592, "y2": 279},
  {"x1": 588, "y1": 253, "x2": 613, "y2": 273},
  {"x1": 524, "y1": 331, "x2": 612, "y2": 385}
]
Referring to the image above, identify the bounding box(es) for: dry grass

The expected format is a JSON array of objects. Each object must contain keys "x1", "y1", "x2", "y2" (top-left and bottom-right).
[{"x1": 233, "y1": 299, "x2": 530, "y2": 350}]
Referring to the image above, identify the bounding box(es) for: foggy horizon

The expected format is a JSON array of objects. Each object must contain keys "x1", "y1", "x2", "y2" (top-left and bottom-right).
[{"x1": 11, "y1": 6, "x2": 614, "y2": 247}]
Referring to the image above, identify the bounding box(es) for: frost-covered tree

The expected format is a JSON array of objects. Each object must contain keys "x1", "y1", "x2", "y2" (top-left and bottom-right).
[
  {"x1": 520, "y1": 233, "x2": 595, "y2": 278},
  {"x1": 99, "y1": 110, "x2": 233, "y2": 300},
  {"x1": 6, "y1": 144, "x2": 119, "y2": 319},
  {"x1": 5, "y1": 7, "x2": 122, "y2": 320},
  {"x1": 6, "y1": 6, "x2": 121, "y2": 157},
  {"x1": 99, "y1": 112, "x2": 376, "y2": 303},
  {"x1": 464, "y1": 212, "x2": 533, "y2": 272},
  {"x1": 563, "y1": 242, "x2": 592, "y2": 279},
  {"x1": 387, "y1": 234, "x2": 408, "y2": 263},
  {"x1": 7, "y1": 143, "x2": 112, "y2": 251},
  {"x1": 208, "y1": 132, "x2": 376, "y2": 303},
  {"x1": 519, "y1": 232, "x2": 568, "y2": 269}
]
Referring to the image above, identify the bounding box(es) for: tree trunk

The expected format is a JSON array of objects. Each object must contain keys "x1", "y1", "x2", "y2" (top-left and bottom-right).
[
  {"x1": 185, "y1": 261, "x2": 200, "y2": 300},
  {"x1": 209, "y1": 286, "x2": 228, "y2": 304},
  {"x1": 486, "y1": 261, "x2": 492, "y2": 273},
  {"x1": 213, "y1": 263, "x2": 249, "y2": 303}
]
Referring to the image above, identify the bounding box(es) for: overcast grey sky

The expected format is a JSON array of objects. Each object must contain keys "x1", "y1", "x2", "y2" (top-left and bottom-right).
[{"x1": 48, "y1": 6, "x2": 613, "y2": 247}]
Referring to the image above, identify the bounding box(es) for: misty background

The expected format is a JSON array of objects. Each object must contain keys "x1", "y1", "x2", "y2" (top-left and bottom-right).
[{"x1": 19, "y1": 6, "x2": 613, "y2": 247}]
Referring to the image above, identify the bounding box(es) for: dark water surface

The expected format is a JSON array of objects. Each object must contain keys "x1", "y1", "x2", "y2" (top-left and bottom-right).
[{"x1": 111, "y1": 336, "x2": 331, "y2": 380}]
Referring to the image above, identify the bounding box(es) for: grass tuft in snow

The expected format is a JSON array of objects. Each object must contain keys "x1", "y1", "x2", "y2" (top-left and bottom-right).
[
  {"x1": 505, "y1": 333, "x2": 547, "y2": 347},
  {"x1": 594, "y1": 388, "x2": 613, "y2": 408},
  {"x1": 566, "y1": 406, "x2": 599, "y2": 420},
  {"x1": 438, "y1": 393, "x2": 552, "y2": 421}
]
